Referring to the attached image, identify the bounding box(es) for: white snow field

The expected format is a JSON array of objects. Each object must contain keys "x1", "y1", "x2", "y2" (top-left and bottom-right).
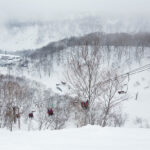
[{"x1": 0, "y1": 125, "x2": 150, "y2": 150}]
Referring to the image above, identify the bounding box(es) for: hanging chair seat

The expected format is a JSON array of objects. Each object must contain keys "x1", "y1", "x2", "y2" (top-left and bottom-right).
[
  {"x1": 81, "y1": 100, "x2": 89, "y2": 109},
  {"x1": 47, "y1": 108, "x2": 53, "y2": 116},
  {"x1": 29, "y1": 113, "x2": 34, "y2": 118}
]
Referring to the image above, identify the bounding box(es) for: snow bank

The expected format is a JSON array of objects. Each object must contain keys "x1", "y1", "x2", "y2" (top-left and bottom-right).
[{"x1": 0, "y1": 125, "x2": 150, "y2": 150}]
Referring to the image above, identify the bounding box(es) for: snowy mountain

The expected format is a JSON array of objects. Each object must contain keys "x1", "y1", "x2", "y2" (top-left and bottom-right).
[
  {"x1": 1, "y1": 15, "x2": 150, "y2": 51},
  {"x1": 0, "y1": 1, "x2": 150, "y2": 150},
  {"x1": 0, "y1": 31, "x2": 150, "y2": 130}
]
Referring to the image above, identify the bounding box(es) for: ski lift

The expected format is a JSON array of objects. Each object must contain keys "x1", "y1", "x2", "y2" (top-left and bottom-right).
[
  {"x1": 118, "y1": 91, "x2": 126, "y2": 94},
  {"x1": 29, "y1": 113, "x2": 33, "y2": 118},
  {"x1": 47, "y1": 108, "x2": 53, "y2": 116},
  {"x1": 81, "y1": 100, "x2": 89, "y2": 109},
  {"x1": 28, "y1": 111, "x2": 35, "y2": 119},
  {"x1": 118, "y1": 84, "x2": 128, "y2": 95}
]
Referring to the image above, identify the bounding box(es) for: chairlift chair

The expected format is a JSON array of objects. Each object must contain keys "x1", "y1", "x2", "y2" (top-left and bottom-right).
[
  {"x1": 81, "y1": 100, "x2": 89, "y2": 109},
  {"x1": 118, "y1": 84, "x2": 128, "y2": 95},
  {"x1": 47, "y1": 108, "x2": 53, "y2": 116}
]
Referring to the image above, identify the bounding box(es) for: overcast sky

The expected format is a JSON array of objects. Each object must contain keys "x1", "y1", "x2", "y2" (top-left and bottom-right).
[{"x1": 0, "y1": 0, "x2": 150, "y2": 23}]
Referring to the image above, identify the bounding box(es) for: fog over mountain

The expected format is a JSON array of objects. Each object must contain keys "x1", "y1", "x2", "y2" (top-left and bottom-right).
[
  {"x1": 1, "y1": 0, "x2": 150, "y2": 138},
  {"x1": 0, "y1": 0, "x2": 150, "y2": 22},
  {"x1": 0, "y1": 0, "x2": 150, "y2": 51}
]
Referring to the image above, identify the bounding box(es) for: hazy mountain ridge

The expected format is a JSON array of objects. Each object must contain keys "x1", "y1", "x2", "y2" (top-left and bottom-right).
[
  {"x1": 1, "y1": 15, "x2": 150, "y2": 51},
  {"x1": 27, "y1": 32, "x2": 150, "y2": 59}
]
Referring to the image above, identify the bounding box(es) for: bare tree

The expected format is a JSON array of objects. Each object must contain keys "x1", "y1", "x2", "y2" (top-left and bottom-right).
[
  {"x1": 65, "y1": 42, "x2": 103, "y2": 124},
  {"x1": 65, "y1": 43, "x2": 129, "y2": 126},
  {"x1": 99, "y1": 69, "x2": 129, "y2": 127},
  {"x1": 0, "y1": 76, "x2": 34, "y2": 131}
]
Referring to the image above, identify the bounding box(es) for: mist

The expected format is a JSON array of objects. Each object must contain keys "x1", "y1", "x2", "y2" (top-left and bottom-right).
[
  {"x1": 0, "y1": 0, "x2": 150, "y2": 23},
  {"x1": 0, "y1": 0, "x2": 150, "y2": 51}
]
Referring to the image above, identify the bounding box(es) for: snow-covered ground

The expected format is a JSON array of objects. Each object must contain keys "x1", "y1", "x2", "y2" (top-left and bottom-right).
[{"x1": 0, "y1": 125, "x2": 150, "y2": 150}]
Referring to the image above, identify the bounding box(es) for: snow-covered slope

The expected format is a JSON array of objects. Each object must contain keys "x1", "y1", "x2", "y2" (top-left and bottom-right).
[
  {"x1": 0, "y1": 31, "x2": 150, "y2": 130},
  {"x1": 1, "y1": 46, "x2": 150, "y2": 128},
  {"x1": 0, "y1": 125, "x2": 150, "y2": 150}
]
